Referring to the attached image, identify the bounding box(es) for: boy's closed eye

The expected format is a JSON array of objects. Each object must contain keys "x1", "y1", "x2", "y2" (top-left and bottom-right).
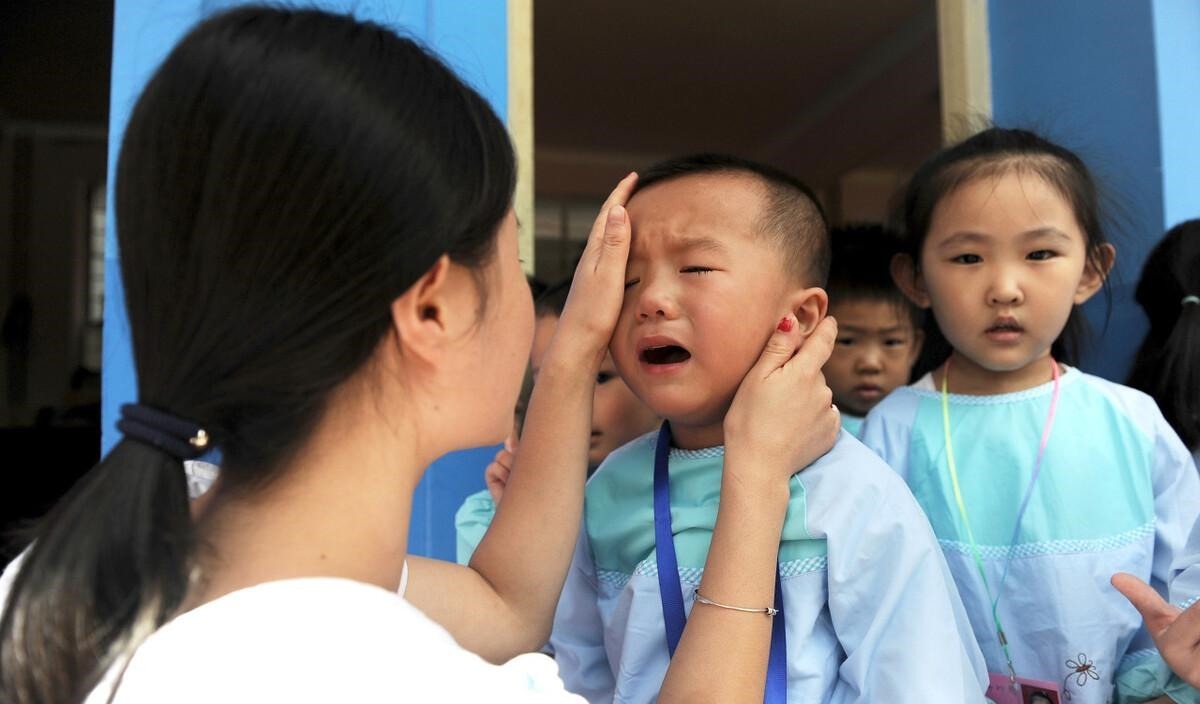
[{"x1": 680, "y1": 266, "x2": 715, "y2": 275}]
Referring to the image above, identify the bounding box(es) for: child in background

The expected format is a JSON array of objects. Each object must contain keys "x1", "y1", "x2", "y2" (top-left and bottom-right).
[
  {"x1": 551, "y1": 154, "x2": 986, "y2": 703},
  {"x1": 1127, "y1": 218, "x2": 1200, "y2": 464},
  {"x1": 862, "y1": 127, "x2": 1200, "y2": 704},
  {"x1": 821, "y1": 224, "x2": 923, "y2": 436},
  {"x1": 456, "y1": 280, "x2": 660, "y2": 564},
  {"x1": 1111, "y1": 218, "x2": 1200, "y2": 692}
]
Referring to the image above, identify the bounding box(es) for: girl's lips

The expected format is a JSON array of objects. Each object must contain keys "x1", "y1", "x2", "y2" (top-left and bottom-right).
[
  {"x1": 985, "y1": 320, "x2": 1024, "y2": 344},
  {"x1": 985, "y1": 328, "x2": 1024, "y2": 344}
]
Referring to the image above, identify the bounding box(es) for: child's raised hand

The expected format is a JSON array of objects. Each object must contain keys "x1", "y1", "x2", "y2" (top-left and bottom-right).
[
  {"x1": 551, "y1": 173, "x2": 638, "y2": 371},
  {"x1": 1112, "y1": 572, "x2": 1200, "y2": 687},
  {"x1": 723, "y1": 314, "x2": 841, "y2": 489},
  {"x1": 484, "y1": 434, "x2": 518, "y2": 504}
]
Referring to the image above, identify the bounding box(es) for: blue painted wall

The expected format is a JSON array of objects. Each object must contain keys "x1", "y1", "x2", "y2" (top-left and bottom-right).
[
  {"x1": 989, "y1": 1, "x2": 1158, "y2": 381},
  {"x1": 104, "y1": 0, "x2": 507, "y2": 560}
]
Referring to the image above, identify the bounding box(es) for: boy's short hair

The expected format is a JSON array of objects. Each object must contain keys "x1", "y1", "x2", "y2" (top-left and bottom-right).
[
  {"x1": 827, "y1": 223, "x2": 921, "y2": 328},
  {"x1": 535, "y1": 277, "x2": 572, "y2": 318},
  {"x1": 633, "y1": 153, "x2": 831, "y2": 286}
]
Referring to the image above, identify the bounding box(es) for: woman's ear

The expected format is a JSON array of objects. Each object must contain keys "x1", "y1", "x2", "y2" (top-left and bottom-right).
[
  {"x1": 890, "y1": 253, "x2": 932, "y2": 309},
  {"x1": 389, "y1": 254, "x2": 454, "y2": 366},
  {"x1": 787, "y1": 287, "x2": 829, "y2": 337},
  {"x1": 1075, "y1": 243, "x2": 1116, "y2": 304}
]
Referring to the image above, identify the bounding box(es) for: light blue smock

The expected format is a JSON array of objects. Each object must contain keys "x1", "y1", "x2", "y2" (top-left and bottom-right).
[
  {"x1": 860, "y1": 368, "x2": 1200, "y2": 704},
  {"x1": 550, "y1": 430, "x2": 988, "y2": 703}
]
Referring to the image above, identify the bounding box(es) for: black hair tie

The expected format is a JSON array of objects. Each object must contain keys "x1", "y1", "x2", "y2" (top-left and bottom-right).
[{"x1": 118, "y1": 403, "x2": 210, "y2": 461}]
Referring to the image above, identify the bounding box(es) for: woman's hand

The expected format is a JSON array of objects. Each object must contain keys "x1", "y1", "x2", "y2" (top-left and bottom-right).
[
  {"x1": 546, "y1": 172, "x2": 638, "y2": 372},
  {"x1": 1112, "y1": 573, "x2": 1200, "y2": 687},
  {"x1": 660, "y1": 314, "x2": 839, "y2": 703},
  {"x1": 723, "y1": 314, "x2": 840, "y2": 491}
]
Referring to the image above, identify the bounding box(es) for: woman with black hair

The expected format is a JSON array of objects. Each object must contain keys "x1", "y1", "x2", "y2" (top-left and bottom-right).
[{"x1": 0, "y1": 7, "x2": 839, "y2": 702}]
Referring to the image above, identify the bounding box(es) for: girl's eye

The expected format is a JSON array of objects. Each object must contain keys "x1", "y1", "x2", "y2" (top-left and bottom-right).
[
  {"x1": 623, "y1": 278, "x2": 640, "y2": 290},
  {"x1": 597, "y1": 371, "x2": 616, "y2": 385},
  {"x1": 681, "y1": 266, "x2": 714, "y2": 275},
  {"x1": 951, "y1": 253, "x2": 982, "y2": 264},
  {"x1": 836, "y1": 337, "x2": 855, "y2": 347},
  {"x1": 884, "y1": 338, "x2": 906, "y2": 348},
  {"x1": 1028, "y1": 249, "x2": 1057, "y2": 261}
]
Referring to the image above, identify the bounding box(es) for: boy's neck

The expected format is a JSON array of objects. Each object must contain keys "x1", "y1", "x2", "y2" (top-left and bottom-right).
[
  {"x1": 669, "y1": 420, "x2": 726, "y2": 450},
  {"x1": 938, "y1": 350, "x2": 1057, "y2": 395}
]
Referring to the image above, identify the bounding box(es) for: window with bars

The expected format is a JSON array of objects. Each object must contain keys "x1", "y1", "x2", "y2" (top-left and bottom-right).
[{"x1": 532, "y1": 198, "x2": 603, "y2": 284}]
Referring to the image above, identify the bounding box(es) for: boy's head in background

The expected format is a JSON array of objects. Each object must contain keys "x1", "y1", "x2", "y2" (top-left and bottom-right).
[
  {"x1": 612, "y1": 153, "x2": 830, "y2": 450},
  {"x1": 532, "y1": 279, "x2": 659, "y2": 469},
  {"x1": 822, "y1": 224, "x2": 923, "y2": 420}
]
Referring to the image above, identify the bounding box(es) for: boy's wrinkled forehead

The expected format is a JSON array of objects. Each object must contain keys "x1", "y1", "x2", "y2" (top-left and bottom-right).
[{"x1": 626, "y1": 226, "x2": 734, "y2": 260}]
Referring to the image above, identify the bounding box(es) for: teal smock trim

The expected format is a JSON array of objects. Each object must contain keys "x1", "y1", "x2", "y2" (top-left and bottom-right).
[
  {"x1": 454, "y1": 489, "x2": 496, "y2": 565},
  {"x1": 585, "y1": 433, "x2": 826, "y2": 576}
]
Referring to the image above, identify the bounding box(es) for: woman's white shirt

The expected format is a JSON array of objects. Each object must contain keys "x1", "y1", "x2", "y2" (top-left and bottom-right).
[{"x1": 85, "y1": 577, "x2": 583, "y2": 703}]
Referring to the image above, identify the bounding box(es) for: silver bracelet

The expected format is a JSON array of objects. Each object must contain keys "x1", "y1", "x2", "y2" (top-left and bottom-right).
[{"x1": 693, "y1": 589, "x2": 778, "y2": 616}]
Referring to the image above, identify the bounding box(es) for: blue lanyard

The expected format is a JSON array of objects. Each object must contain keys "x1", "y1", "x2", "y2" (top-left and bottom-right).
[{"x1": 653, "y1": 422, "x2": 788, "y2": 702}]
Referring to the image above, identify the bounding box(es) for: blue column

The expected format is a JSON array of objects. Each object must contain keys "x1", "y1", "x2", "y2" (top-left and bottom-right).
[
  {"x1": 104, "y1": 0, "x2": 507, "y2": 560},
  {"x1": 1151, "y1": 2, "x2": 1200, "y2": 230},
  {"x1": 988, "y1": 0, "x2": 1200, "y2": 381}
]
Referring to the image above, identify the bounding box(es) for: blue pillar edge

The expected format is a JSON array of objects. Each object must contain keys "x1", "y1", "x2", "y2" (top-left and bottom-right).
[
  {"x1": 988, "y1": 0, "x2": 1188, "y2": 382},
  {"x1": 1151, "y1": 1, "x2": 1200, "y2": 231},
  {"x1": 104, "y1": 0, "x2": 508, "y2": 561}
]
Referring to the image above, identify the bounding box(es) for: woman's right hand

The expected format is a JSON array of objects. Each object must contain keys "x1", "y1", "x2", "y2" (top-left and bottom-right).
[
  {"x1": 722, "y1": 314, "x2": 840, "y2": 489},
  {"x1": 547, "y1": 173, "x2": 639, "y2": 373}
]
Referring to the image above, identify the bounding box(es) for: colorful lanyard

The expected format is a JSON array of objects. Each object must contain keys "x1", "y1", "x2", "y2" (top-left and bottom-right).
[
  {"x1": 652, "y1": 422, "x2": 788, "y2": 702},
  {"x1": 941, "y1": 357, "x2": 1061, "y2": 682}
]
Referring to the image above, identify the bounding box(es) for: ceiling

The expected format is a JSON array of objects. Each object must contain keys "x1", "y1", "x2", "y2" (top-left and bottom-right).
[{"x1": 534, "y1": 0, "x2": 942, "y2": 197}]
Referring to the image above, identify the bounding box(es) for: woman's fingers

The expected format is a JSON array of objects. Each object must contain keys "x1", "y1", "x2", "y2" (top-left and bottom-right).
[{"x1": 552, "y1": 173, "x2": 638, "y2": 365}]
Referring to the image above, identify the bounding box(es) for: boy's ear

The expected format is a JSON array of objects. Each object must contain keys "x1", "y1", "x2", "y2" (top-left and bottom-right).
[
  {"x1": 787, "y1": 287, "x2": 829, "y2": 337},
  {"x1": 1075, "y1": 243, "x2": 1116, "y2": 304},
  {"x1": 890, "y1": 253, "x2": 931, "y2": 309},
  {"x1": 908, "y1": 325, "x2": 926, "y2": 369}
]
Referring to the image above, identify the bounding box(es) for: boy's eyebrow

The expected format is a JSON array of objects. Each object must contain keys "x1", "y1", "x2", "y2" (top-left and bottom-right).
[{"x1": 670, "y1": 234, "x2": 729, "y2": 255}]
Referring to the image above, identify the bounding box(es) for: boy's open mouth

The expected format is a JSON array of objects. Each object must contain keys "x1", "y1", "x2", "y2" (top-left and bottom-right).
[{"x1": 640, "y1": 344, "x2": 692, "y2": 365}]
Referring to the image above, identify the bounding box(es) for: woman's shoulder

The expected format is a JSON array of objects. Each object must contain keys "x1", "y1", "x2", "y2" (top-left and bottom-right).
[{"x1": 93, "y1": 577, "x2": 582, "y2": 703}]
